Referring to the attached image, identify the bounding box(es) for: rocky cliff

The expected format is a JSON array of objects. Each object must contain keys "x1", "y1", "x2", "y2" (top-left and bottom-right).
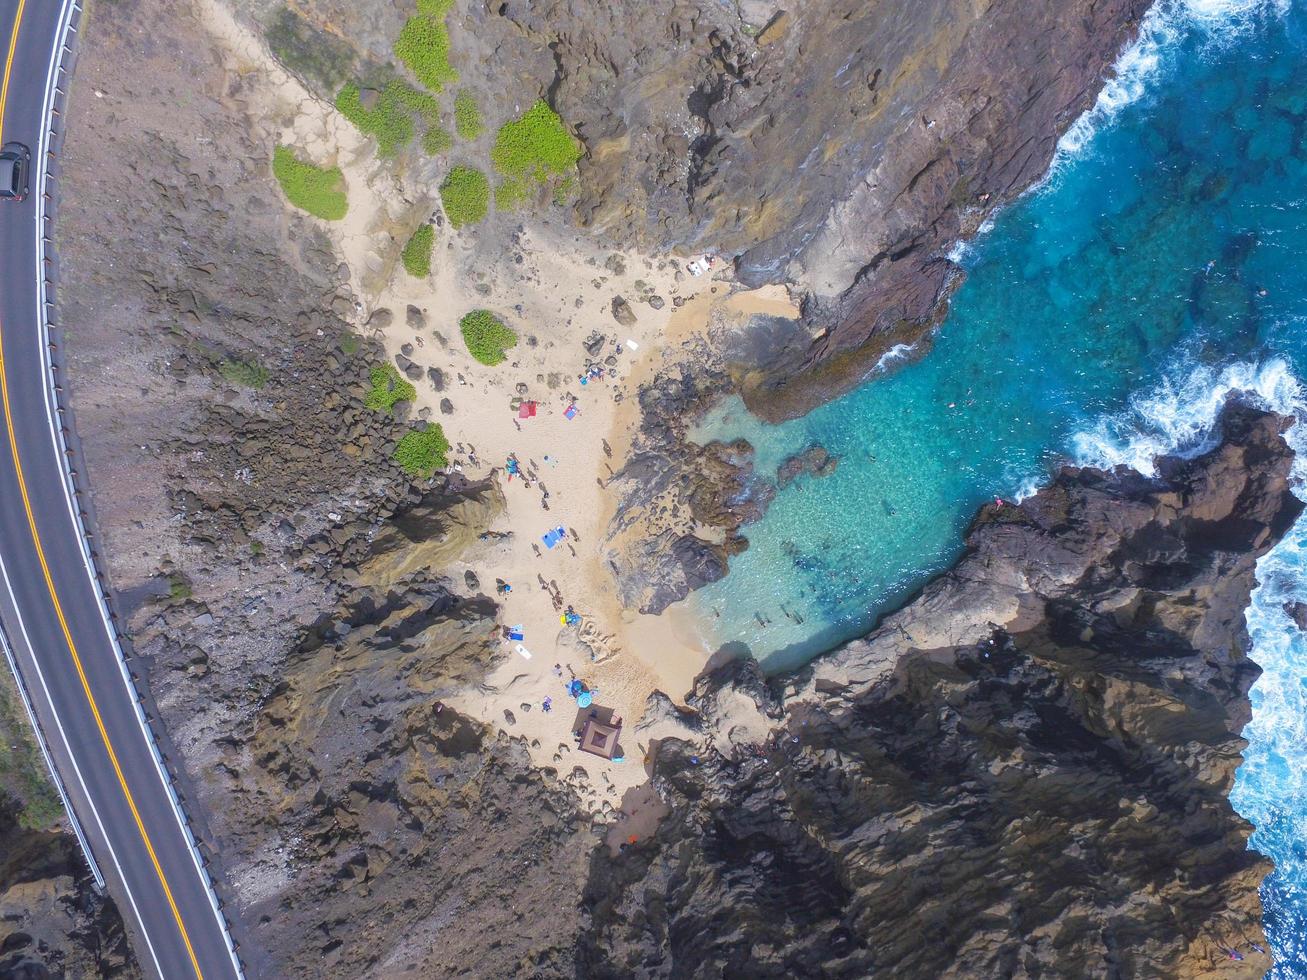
[
  {"x1": 241, "y1": 0, "x2": 1150, "y2": 417},
  {"x1": 497, "y1": 0, "x2": 1154, "y2": 417},
  {"x1": 580, "y1": 402, "x2": 1293, "y2": 978}
]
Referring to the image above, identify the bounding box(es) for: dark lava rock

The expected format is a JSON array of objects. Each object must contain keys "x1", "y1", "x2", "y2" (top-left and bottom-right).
[
  {"x1": 610, "y1": 296, "x2": 637, "y2": 326},
  {"x1": 439, "y1": 398, "x2": 454, "y2": 415},
  {"x1": 406, "y1": 305, "x2": 424, "y2": 329},
  {"x1": 395, "y1": 353, "x2": 413, "y2": 372},
  {"x1": 776, "y1": 444, "x2": 840, "y2": 487},
  {"x1": 464, "y1": 569, "x2": 479, "y2": 591},
  {"x1": 582, "y1": 401, "x2": 1293, "y2": 978},
  {"x1": 647, "y1": 294, "x2": 665, "y2": 310},
  {"x1": 403, "y1": 363, "x2": 423, "y2": 382},
  {"x1": 584, "y1": 332, "x2": 606, "y2": 356},
  {"x1": 427, "y1": 367, "x2": 445, "y2": 392},
  {"x1": 400, "y1": 343, "x2": 414, "y2": 357},
  {"x1": 366, "y1": 307, "x2": 392, "y2": 330},
  {"x1": 1284, "y1": 600, "x2": 1307, "y2": 630}
]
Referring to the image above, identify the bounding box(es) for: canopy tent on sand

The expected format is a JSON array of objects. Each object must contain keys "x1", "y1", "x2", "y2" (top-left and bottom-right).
[{"x1": 578, "y1": 718, "x2": 620, "y2": 760}]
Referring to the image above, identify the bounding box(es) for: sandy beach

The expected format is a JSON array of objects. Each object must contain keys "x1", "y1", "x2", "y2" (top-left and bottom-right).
[{"x1": 196, "y1": 0, "x2": 802, "y2": 808}]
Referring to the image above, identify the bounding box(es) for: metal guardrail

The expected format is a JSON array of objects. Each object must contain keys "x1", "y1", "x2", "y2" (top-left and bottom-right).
[{"x1": 25, "y1": 0, "x2": 247, "y2": 975}]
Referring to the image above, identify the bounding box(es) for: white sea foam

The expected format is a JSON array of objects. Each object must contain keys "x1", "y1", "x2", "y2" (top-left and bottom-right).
[
  {"x1": 1051, "y1": 0, "x2": 1287, "y2": 172},
  {"x1": 1070, "y1": 358, "x2": 1304, "y2": 476},
  {"x1": 872, "y1": 343, "x2": 915, "y2": 374}
]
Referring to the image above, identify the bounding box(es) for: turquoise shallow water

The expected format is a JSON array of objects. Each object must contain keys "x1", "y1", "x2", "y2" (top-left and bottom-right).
[{"x1": 689, "y1": 0, "x2": 1307, "y2": 970}]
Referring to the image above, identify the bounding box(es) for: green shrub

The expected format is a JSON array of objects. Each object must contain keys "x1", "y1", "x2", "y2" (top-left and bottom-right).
[
  {"x1": 337, "y1": 80, "x2": 452, "y2": 158},
  {"x1": 494, "y1": 179, "x2": 528, "y2": 210},
  {"x1": 402, "y1": 225, "x2": 435, "y2": 277},
  {"x1": 439, "y1": 165, "x2": 489, "y2": 227},
  {"x1": 491, "y1": 99, "x2": 582, "y2": 186},
  {"x1": 167, "y1": 574, "x2": 193, "y2": 601},
  {"x1": 459, "y1": 309, "x2": 517, "y2": 365},
  {"x1": 0, "y1": 674, "x2": 65, "y2": 831},
  {"x1": 219, "y1": 358, "x2": 270, "y2": 389},
  {"x1": 454, "y1": 90, "x2": 482, "y2": 139},
  {"x1": 423, "y1": 125, "x2": 454, "y2": 154},
  {"x1": 365, "y1": 363, "x2": 417, "y2": 413},
  {"x1": 394, "y1": 424, "x2": 451, "y2": 477},
  {"x1": 394, "y1": 0, "x2": 457, "y2": 93},
  {"x1": 272, "y1": 145, "x2": 347, "y2": 220}
]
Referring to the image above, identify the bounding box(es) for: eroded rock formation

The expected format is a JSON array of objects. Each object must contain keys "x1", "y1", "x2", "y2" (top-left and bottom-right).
[{"x1": 582, "y1": 402, "x2": 1293, "y2": 978}]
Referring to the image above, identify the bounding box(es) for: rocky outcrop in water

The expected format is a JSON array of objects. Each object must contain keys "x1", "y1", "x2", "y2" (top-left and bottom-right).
[
  {"x1": 581, "y1": 401, "x2": 1294, "y2": 978},
  {"x1": 603, "y1": 354, "x2": 776, "y2": 615},
  {"x1": 777, "y1": 445, "x2": 840, "y2": 488}
]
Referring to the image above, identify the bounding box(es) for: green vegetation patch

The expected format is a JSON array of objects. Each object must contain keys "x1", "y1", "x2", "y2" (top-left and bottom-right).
[
  {"x1": 0, "y1": 673, "x2": 64, "y2": 831},
  {"x1": 219, "y1": 357, "x2": 269, "y2": 389},
  {"x1": 439, "y1": 165, "x2": 490, "y2": 228},
  {"x1": 394, "y1": 0, "x2": 458, "y2": 93},
  {"x1": 459, "y1": 309, "x2": 517, "y2": 366},
  {"x1": 490, "y1": 99, "x2": 583, "y2": 204},
  {"x1": 265, "y1": 7, "x2": 357, "y2": 93},
  {"x1": 454, "y1": 90, "x2": 483, "y2": 140},
  {"x1": 423, "y1": 125, "x2": 454, "y2": 155},
  {"x1": 167, "y1": 573, "x2": 193, "y2": 601},
  {"x1": 402, "y1": 225, "x2": 435, "y2": 277},
  {"x1": 272, "y1": 145, "x2": 347, "y2": 220},
  {"x1": 365, "y1": 362, "x2": 417, "y2": 413},
  {"x1": 336, "y1": 80, "x2": 452, "y2": 158},
  {"x1": 393, "y1": 424, "x2": 451, "y2": 477},
  {"x1": 340, "y1": 331, "x2": 361, "y2": 355}
]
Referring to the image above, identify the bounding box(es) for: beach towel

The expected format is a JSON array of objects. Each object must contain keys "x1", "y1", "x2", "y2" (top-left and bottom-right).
[
  {"x1": 564, "y1": 404, "x2": 579, "y2": 420},
  {"x1": 508, "y1": 630, "x2": 524, "y2": 641},
  {"x1": 518, "y1": 401, "x2": 537, "y2": 419},
  {"x1": 542, "y1": 526, "x2": 566, "y2": 549}
]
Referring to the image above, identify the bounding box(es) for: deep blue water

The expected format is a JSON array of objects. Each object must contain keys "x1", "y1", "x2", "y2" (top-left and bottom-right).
[{"x1": 688, "y1": 0, "x2": 1307, "y2": 971}]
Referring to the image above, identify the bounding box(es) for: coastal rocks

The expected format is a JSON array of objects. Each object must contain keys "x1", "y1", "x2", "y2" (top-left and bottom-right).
[
  {"x1": 610, "y1": 296, "x2": 637, "y2": 326},
  {"x1": 604, "y1": 356, "x2": 773, "y2": 614},
  {"x1": 776, "y1": 444, "x2": 839, "y2": 488},
  {"x1": 0, "y1": 802, "x2": 139, "y2": 978},
  {"x1": 1283, "y1": 600, "x2": 1307, "y2": 630},
  {"x1": 485, "y1": 0, "x2": 1149, "y2": 419},
  {"x1": 581, "y1": 402, "x2": 1294, "y2": 977}
]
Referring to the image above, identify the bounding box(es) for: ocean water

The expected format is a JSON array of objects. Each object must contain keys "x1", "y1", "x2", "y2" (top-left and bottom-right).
[{"x1": 688, "y1": 0, "x2": 1307, "y2": 970}]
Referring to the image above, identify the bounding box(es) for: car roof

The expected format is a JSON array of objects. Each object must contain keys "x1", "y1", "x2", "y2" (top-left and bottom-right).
[{"x1": 0, "y1": 158, "x2": 15, "y2": 186}]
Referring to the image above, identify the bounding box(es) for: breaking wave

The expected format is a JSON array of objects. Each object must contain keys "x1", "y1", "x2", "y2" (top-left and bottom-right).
[
  {"x1": 1053, "y1": 0, "x2": 1289, "y2": 168},
  {"x1": 1070, "y1": 358, "x2": 1304, "y2": 476}
]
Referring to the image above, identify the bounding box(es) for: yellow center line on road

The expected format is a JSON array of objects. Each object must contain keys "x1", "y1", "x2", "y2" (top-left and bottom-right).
[{"x1": 0, "y1": 4, "x2": 204, "y2": 977}]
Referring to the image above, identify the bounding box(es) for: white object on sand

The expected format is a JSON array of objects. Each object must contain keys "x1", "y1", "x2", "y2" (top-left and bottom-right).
[
  {"x1": 515, "y1": 644, "x2": 532, "y2": 660},
  {"x1": 626, "y1": 339, "x2": 639, "y2": 351}
]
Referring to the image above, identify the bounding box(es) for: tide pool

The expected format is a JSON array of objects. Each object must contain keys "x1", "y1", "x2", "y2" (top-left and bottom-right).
[{"x1": 688, "y1": 0, "x2": 1307, "y2": 971}]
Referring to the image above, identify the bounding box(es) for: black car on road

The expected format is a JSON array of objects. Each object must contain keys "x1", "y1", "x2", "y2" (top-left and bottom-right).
[{"x1": 0, "y1": 142, "x2": 31, "y2": 203}]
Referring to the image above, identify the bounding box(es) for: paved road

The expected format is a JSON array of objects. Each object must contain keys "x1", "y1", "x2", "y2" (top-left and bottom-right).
[{"x1": 0, "y1": 1, "x2": 242, "y2": 977}]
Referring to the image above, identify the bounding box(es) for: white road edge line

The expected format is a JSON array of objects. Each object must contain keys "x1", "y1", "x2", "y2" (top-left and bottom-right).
[
  {"x1": 32, "y1": 0, "x2": 244, "y2": 975},
  {"x1": 0, "y1": 550, "x2": 166, "y2": 980}
]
